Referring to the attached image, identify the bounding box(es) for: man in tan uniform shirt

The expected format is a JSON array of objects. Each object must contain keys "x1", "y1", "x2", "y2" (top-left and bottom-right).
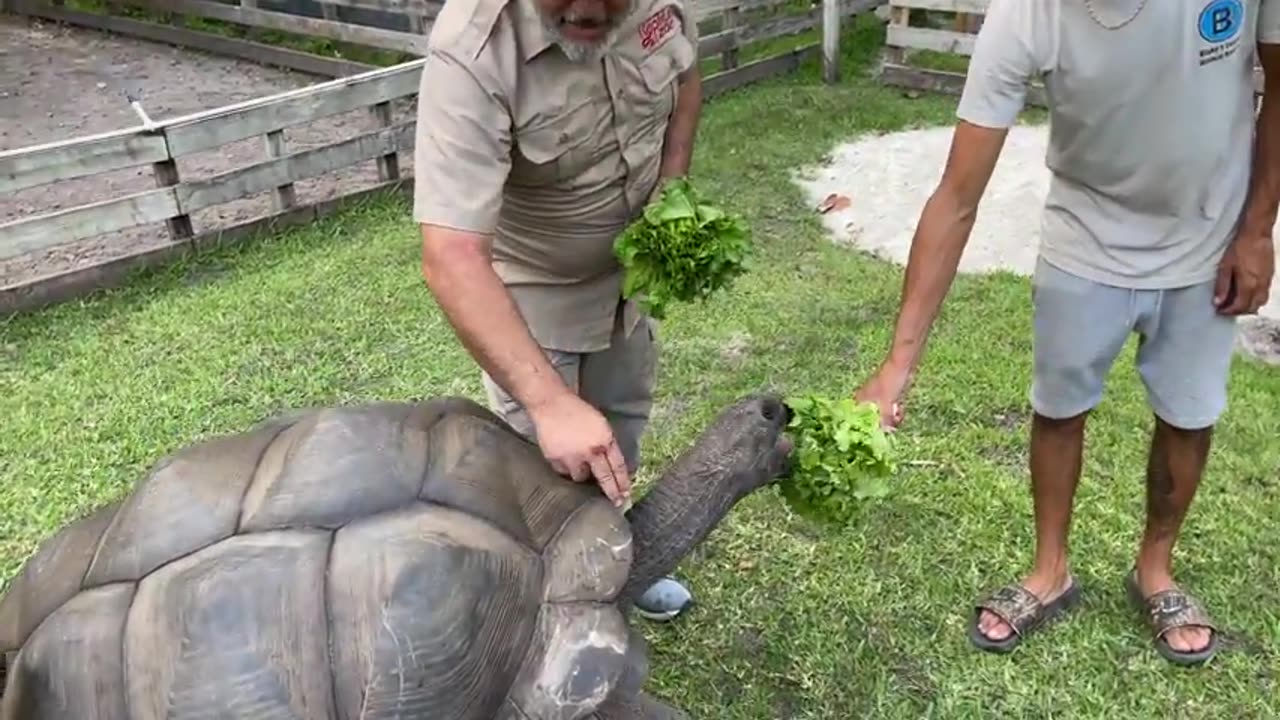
[{"x1": 413, "y1": 0, "x2": 703, "y2": 620}]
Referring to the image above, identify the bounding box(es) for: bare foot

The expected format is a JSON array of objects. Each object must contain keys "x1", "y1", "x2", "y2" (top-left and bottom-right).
[
  {"x1": 976, "y1": 569, "x2": 1075, "y2": 642},
  {"x1": 1134, "y1": 568, "x2": 1213, "y2": 653}
]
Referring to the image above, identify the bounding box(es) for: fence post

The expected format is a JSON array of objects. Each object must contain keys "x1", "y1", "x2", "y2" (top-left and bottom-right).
[
  {"x1": 152, "y1": 154, "x2": 195, "y2": 242},
  {"x1": 263, "y1": 130, "x2": 298, "y2": 211},
  {"x1": 720, "y1": 5, "x2": 740, "y2": 72},
  {"x1": 371, "y1": 101, "x2": 400, "y2": 181},
  {"x1": 822, "y1": 0, "x2": 840, "y2": 83}
]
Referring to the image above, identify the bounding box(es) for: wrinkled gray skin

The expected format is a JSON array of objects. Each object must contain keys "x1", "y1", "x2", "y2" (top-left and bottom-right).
[
  {"x1": 0, "y1": 392, "x2": 793, "y2": 720},
  {"x1": 599, "y1": 393, "x2": 793, "y2": 719}
]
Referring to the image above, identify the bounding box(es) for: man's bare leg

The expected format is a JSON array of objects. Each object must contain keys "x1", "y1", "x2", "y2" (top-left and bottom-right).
[
  {"x1": 976, "y1": 411, "x2": 1087, "y2": 641},
  {"x1": 1133, "y1": 416, "x2": 1215, "y2": 653}
]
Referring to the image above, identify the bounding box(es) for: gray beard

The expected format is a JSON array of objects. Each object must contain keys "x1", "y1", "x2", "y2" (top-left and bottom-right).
[{"x1": 540, "y1": 13, "x2": 627, "y2": 62}]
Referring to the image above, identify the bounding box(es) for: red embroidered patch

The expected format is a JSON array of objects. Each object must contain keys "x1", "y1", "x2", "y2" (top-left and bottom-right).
[{"x1": 639, "y1": 6, "x2": 678, "y2": 51}]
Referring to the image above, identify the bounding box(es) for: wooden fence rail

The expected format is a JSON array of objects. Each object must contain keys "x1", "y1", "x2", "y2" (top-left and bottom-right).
[
  {"x1": 11, "y1": 0, "x2": 867, "y2": 79},
  {"x1": 0, "y1": 59, "x2": 423, "y2": 311},
  {"x1": 0, "y1": 0, "x2": 878, "y2": 314}
]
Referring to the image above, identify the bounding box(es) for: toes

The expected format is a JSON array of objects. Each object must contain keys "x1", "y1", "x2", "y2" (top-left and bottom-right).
[
  {"x1": 977, "y1": 611, "x2": 1011, "y2": 640},
  {"x1": 1165, "y1": 626, "x2": 1212, "y2": 653}
]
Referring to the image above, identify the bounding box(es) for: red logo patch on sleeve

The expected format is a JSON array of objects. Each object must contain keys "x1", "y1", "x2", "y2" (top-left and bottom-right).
[{"x1": 639, "y1": 5, "x2": 679, "y2": 51}]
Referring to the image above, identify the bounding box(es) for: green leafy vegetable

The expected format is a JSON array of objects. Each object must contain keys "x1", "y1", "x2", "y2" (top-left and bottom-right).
[
  {"x1": 779, "y1": 393, "x2": 898, "y2": 525},
  {"x1": 613, "y1": 177, "x2": 751, "y2": 320}
]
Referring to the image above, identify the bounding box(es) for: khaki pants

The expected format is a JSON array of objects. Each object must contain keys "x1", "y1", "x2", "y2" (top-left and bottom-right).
[{"x1": 481, "y1": 312, "x2": 658, "y2": 474}]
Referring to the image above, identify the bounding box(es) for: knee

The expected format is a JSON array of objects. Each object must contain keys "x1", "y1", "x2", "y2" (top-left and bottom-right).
[{"x1": 1033, "y1": 409, "x2": 1089, "y2": 434}]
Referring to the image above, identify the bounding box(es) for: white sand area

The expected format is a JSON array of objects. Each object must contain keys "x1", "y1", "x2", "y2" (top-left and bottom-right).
[{"x1": 792, "y1": 123, "x2": 1280, "y2": 365}]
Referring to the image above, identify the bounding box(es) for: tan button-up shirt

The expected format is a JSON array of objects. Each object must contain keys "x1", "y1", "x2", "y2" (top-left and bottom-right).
[{"x1": 412, "y1": 0, "x2": 699, "y2": 353}]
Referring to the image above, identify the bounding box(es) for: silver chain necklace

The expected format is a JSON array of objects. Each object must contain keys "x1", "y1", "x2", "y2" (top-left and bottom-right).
[{"x1": 1083, "y1": 0, "x2": 1150, "y2": 29}]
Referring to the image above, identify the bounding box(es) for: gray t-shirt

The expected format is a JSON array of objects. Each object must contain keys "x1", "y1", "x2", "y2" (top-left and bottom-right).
[{"x1": 957, "y1": 0, "x2": 1280, "y2": 289}]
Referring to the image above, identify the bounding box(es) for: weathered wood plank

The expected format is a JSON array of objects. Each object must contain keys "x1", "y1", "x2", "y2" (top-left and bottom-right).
[
  {"x1": 887, "y1": 0, "x2": 988, "y2": 12},
  {"x1": 886, "y1": 25, "x2": 976, "y2": 55},
  {"x1": 704, "y1": 44, "x2": 820, "y2": 96},
  {"x1": 10, "y1": 0, "x2": 377, "y2": 78},
  {"x1": 693, "y1": 0, "x2": 800, "y2": 20},
  {"x1": 162, "y1": 60, "x2": 423, "y2": 156},
  {"x1": 321, "y1": 0, "x2": 441, "y2": 18},
  {"x1": 117, "y1": 0, "x2": 431, "y2": 54},
  {"x1": 878, "y1": 62, "x2": 1049, "y2": 107},
  {"x1": 1, "y1": 182, "x2": 412, "y2": 315},
  {"x1": 699, "y1": 0, "x2": 876, "y2": 56},
  {"x1": 0, "y1": 189, "x2": 180, "y2": 261},
  {"x1": 0, "y1": 128, "x2": 167, "y2": 195},
  {"x1": 176, "y1": 122, "x2": 414, "y2": 212}
]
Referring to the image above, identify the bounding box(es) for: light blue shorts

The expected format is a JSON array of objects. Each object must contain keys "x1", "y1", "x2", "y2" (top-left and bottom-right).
[{"x1": 1030, "y1": 257, "x2": 1239, "y2": 430}]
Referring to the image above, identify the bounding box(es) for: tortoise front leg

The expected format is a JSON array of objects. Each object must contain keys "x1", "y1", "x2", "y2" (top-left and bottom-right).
[{"x1": 593, "y1": 691, "x2": 689, "y2": 720}]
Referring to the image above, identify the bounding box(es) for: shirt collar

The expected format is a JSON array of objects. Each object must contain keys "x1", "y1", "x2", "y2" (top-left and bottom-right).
[{"x1": 514, "y1": 0, "x2": 557, "y2": 62}]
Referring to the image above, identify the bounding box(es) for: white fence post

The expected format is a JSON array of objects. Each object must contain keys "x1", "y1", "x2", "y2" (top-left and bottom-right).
[{"x1": 822, "y1": 0, "x2": 840, "y2": 83}]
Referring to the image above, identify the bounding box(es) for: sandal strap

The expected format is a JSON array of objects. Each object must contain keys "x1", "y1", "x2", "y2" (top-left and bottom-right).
[
  {"x1": 1142, "y1": 588, "x2": 1216, "y2": 640},
  {"x1": 976, "y1": 584, "x2": 1044, "y2": 637}
]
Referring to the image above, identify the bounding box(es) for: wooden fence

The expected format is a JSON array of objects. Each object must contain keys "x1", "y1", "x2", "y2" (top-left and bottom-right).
[
  {"x1": 10, "y1": 0, "x2": 871, "y2": 80},
  {"x1": 878, "y1": 0, "x2": 1264, "y2": 106},
  {"x1": 0, "y1": 59, "x2": 422, "y2": 313},
  {"x1": 0, "y1": 0, "x2": 880, "y2": 314},
  {"x1": 876, "y1": 0, "x2": 1049, "y2": 105}
]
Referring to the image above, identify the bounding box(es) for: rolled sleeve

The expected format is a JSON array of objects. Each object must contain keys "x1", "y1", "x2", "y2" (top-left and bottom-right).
[
  {"x1": 955, "y1": 0, "x2": 1048, "y2": 129},
  {"x1": 412, "y1": 49, "x2": 512, "y2": 234},
  {"x1": 1261, "y1": 0, "x2": 1280, "y2": 44}
]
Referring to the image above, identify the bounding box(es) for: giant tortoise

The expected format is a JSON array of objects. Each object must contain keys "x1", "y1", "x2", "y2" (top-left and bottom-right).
[{"x1": 0, "y1": 392, "x2": 793, "y2": 719}]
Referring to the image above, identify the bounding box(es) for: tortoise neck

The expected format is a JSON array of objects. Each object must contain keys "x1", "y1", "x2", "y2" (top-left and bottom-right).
[{"x1": 618, "y1": 454, "x2": 746, "y2": 605}]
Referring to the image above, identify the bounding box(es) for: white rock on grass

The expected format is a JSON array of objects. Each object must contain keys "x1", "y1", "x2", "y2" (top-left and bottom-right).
[{"x1": 792, "y1": 122, "x2": 1280, "y2": 364}]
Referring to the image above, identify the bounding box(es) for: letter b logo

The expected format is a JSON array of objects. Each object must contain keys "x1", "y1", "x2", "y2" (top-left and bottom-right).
[{"x1": 1199, "y1": 0, "x2": 1243, "y2": 43}]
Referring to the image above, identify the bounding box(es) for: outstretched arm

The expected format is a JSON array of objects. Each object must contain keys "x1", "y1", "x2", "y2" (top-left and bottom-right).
[
  {"x1": 854, "y1": 0, "x2": 1045, "y2": 425},
  {"x1": 880, "y1": 122, "x2": 1009, "y2": 375}
]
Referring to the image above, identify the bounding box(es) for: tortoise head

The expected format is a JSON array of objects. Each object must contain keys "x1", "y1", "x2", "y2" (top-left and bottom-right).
[
  {"x1": 678, "y1": 392, "x2": 795, "y2": 490},
  {"x1": 619, "y1": 393, "x2": 794, "y2": 605}
]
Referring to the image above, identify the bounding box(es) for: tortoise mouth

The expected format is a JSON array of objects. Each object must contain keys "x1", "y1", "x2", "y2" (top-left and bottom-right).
[{"x1": 775, "y1": 434, "x2": 794, "y2": 455}]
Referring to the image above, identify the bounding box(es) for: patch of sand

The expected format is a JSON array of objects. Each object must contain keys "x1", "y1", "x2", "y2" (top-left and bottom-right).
[{"x1": 792, "y1": 122, "x2": 1280, "y2": 365}]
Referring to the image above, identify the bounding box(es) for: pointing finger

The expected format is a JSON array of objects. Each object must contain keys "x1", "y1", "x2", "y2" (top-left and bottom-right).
[{"x1": 604, "y1": 440, "x2": 631, "y2": 500}]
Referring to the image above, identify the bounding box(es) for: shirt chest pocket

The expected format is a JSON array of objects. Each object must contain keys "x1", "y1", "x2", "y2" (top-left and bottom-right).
[
  {"x1": 511, "y1": 98, "x2": 614, "y2": 186},
  {"x1": 631, "y1": 35, "x2": 694, "y2": 120}
]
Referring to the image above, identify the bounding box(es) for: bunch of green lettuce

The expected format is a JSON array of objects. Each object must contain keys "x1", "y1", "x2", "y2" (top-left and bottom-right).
[
  {"x1": 613, "y1": 177, "x2": 751, "y2": 320},
  {"x1": 779, "y1": 393, "x2": 898, "y2": 525}
]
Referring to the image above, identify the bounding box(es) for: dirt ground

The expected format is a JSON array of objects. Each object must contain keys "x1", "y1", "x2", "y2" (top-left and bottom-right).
[
  {"x1": 795, "y1": 124, "x2": 1280, "y2": 365},
  {"x1": 0, "y1": 14, "x2": 416, "y2": 289}
]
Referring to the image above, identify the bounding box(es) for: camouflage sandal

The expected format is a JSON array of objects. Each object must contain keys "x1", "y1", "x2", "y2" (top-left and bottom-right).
[
  {"x1": 1125, "y1": 570, "x2": 1219, "y2": 666},
  {"x1": 968, "y1": 578, "x2": 1082, "y2": 653}
]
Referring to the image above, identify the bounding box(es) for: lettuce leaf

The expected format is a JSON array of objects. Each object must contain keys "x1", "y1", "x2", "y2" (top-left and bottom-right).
[
  {"x1": 613, "y1": 177, "x2": 752, "y2": 320},
  {"x1": 779, "y1": 393, "x2": 898, "y2": 525}
]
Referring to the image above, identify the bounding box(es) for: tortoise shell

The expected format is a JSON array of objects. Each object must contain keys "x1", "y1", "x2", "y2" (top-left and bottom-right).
[{"x1": 0, "y1": 397, "x2": 636, "y2": 719}]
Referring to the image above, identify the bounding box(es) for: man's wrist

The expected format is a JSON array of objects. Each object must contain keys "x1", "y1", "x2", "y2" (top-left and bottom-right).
[{"x1": 521, "y1": 376, "x2": 572, "y2": 421}]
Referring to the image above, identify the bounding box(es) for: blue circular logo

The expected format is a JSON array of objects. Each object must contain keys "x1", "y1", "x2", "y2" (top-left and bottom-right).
[{"x1": 1199, "y1": 0, "x2": 1244, "y2": 43}]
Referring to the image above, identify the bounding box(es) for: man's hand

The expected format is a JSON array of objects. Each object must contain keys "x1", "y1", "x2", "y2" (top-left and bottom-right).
[
  {"x1": 1214, "y1": 231, "x2": 1275, "y2": 315},
  {"x1": 854, "y1": 362, "x2": 911, "y2": 429},
  {"x1": 529, "y1": 391, "x2": 632, "y2": 506}
]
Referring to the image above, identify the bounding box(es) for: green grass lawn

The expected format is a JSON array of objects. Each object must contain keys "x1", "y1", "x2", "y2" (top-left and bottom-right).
[{"x1": 3, "y1": 15, "x2": 1279, "y2": 719}]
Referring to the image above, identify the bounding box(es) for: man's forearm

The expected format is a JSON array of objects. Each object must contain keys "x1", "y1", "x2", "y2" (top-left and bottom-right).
[
  {"x1": 886, "y1": 191, "x2": 978, "y2": 372},
  {"x1": 420, "y1": 226, "x2": 569, "y2": 414},
  {"x1": 658, "y1": 69, "x2": 702, "y2": 179},
  {"x1": 1238, "y1": 47, "x2": 1280, "y2": 238}
]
